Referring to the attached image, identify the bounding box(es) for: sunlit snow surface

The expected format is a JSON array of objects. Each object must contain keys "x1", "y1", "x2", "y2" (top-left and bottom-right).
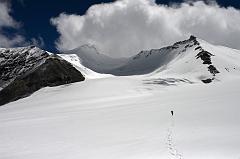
[{"x1": 1, "y1": 76, "x2": 240, "y2": 159}]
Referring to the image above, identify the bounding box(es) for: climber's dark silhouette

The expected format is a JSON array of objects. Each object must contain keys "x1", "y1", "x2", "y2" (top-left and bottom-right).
[{"x1": 171, "y1": 111, "x2": 174, "y2": 116}]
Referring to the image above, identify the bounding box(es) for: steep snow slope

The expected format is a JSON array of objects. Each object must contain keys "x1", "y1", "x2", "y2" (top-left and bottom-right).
[
  {"x1": 0, "y1": 76, "x2": 240, "y2": 159},
  {"x1": 114, "y1": 36, "x2": 240, "y2": 82},
  {"x1": 150, "y1": 38, "x2": 240, "y2": 83},
  {"x1": 58, "y1": 54, "x2": 112, "y2": 79},
  {"x1": 62, "y1": 36, "x2": 240, "y2": 83},
  {"x1": 197, "y1": 39, "x2": 240, "y2": 81}
]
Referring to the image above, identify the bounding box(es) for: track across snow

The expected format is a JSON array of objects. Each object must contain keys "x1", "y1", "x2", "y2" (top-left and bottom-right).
[{"x1": 166, "y1": 117, "x2": 183, "y2": 159}]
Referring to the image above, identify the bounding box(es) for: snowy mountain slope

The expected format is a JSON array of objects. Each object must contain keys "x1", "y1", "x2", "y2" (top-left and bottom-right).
[
  {"x1": 62, "y1": 36, "x2": 240, "y2": 83},
  {"x1": 113, "y1": 36, "x2": 240, "y2": 83},
  {"x1": 0, "y1": 46, "x2": 85, "y2": 106},
  {"x1": 110, "y1": 37, "x2": 197, "y2": 75},
  {"x1": 1, "y1": 76, "x2": 240, "y2": 159},
  {"x1": 62, "y1": 44, "x2": 128, "y2": 73},
  {"x1": 58, "y1": 54, "x2": 113, "y2": 79},
  {"x1": 150, "y1": 37, "x2": 240, "y2": 83}
]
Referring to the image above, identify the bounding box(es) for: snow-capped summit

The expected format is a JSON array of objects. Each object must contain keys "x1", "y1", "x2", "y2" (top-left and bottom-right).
[
  {"x1": 150, "y1": 35, "x2": 240, "y2": 83},
  {"x1": 112, "y1": 35, "x2": 206, "y2": 75},
  {"x1": 114, "y1": 35, "x2": 240, "y2": 82}
]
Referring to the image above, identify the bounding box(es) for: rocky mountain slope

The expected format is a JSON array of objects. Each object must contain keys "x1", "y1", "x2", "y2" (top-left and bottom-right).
[{"x1": 0, "y1": 46, "x2": 85, "y2": 106}]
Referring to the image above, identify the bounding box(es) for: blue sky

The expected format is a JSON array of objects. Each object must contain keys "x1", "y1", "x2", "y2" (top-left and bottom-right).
[{"x1": 1, "y1": 0, "x2": 240, "y2": 55}]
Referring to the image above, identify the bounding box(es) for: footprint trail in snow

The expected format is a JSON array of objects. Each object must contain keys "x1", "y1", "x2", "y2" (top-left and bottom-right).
[{"x1": 166, "y1": 117, "x2": 183, "y2": 159}]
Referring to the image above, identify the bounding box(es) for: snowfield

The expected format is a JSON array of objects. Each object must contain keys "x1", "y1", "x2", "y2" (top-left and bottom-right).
[{"x1": 1, "y1": 76, "x2": 240, "y2": 159}]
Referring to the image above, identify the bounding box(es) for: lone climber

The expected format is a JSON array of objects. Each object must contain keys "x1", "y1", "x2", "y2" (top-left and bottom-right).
[{"x1": 171, "y1": 111, "x2": 174, "y2": 116}]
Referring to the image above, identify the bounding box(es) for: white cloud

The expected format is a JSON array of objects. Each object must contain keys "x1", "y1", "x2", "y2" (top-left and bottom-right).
[
  {"x1": 0, "y1": 1, "x2": 26, "y2": 48},
  {"x1": 0, "y1": 2, "x2": 16, "y2": 27},
  {"x1": 51, "y1": 0, "x2": 240, "y2": 57},
  {"x1": 31, "y1": 36, "x2": 45, "y2": 48}
]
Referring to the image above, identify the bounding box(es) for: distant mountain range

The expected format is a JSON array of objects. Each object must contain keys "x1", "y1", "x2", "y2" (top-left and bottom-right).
[{"x1": 1, "y1": 35, "x2": 240, "y2": 105}]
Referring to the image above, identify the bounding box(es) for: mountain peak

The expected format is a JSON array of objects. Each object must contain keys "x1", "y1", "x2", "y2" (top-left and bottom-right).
[
  {"x1": 189, "y1": 35, "x2": 197, "y2": 41},
  {"x1": 73, "y1": 44, "x2": 100, "y2": 55},
  {"x1": 79, "y1": 44, "x2": 97, "y2": 49}
]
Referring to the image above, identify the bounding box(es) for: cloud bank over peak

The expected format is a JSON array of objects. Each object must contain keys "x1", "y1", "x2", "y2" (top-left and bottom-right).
[{"x1": 51, "y1": 0, "x2": 240, "y2": 57}]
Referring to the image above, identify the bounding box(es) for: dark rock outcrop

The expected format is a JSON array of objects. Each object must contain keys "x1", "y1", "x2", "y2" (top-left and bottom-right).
[
  {"x1": 208, "y1": 65, "x2": 220, "y2": 76},
  {"x1": 0, "y1": 46, "x2": 49, "y2": 88},
  {"x1": 0, "y1": 56, "x2": 84, "y2": 106},
  {"x1": 202, "y1": 78, "x2": 213, "y2": 84},
  {"x1": 193, "y1": 39, "x2": 220, "y2": 83},
  {"x1": 196, "y1": 50, "x2": 214, "y2": 64}
]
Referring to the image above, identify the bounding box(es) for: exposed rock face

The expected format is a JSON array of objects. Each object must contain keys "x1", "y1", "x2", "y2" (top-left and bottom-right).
[
  {"x1": 208, "y1": 65, "x2": 220, "y2": 76},
  {"x1": 0, "y1": 46, "x2": 49, "y2": 88},
  {"x1": 0, "y1": 46, "x2": 85, "y2": 106},
  {"x1": 202, "y1": 78, "x2": 213, "y2": 84},
  {"x1": 196, "y1": 50, "x2": 214, "y2": 64},
  {"x1": 192, "y1": 37, "x2": 220, "y2": 83}
]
